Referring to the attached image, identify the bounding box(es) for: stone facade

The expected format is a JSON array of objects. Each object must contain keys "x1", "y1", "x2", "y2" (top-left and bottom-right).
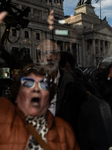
[
  {"x1": 0, "y1": 1, "x2": 112, "y2": 68},
  {"x1": 0, "y1": 0, "x2": 77, "y2": 66},
  {"x1": 65, "y1": 4, "x2": 112, "y2": 67}
]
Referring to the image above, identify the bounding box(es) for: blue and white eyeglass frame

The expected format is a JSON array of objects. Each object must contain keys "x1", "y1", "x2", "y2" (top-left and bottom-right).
[{"x1": 21, "y1": 77, "x2": 50, "y2": 90}]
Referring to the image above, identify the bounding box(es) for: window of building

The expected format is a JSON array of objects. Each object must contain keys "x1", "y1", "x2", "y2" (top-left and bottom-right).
[
  {"x1": 11, "y1": 47, "x2": 18, "y2": 51},
  {"x1": 11, "y1": 47, "x2": 19, "y2": 56},
  {"x1": 55, "y1": 17, "x2": 59, "y2": 20},
  {"x1": 87, "y1": 44, "x2": 91, "y2": 55},
  {"x1": 78, "y1": 45, "x2": 80, "y2": 64},
  {"x1": 87, "y1": 40, "x2": 92, "y2": 55},
  {"x1": 87, "y1": 44, "x2": 89, "y2": 50},
  {"x1": 36, "y1": 49, "x2": 41, "y2": 62},
  {"x1": 57, "y1": 0, "x2": 61, "y2": 5},
  {"x1": 12, "y1": 29, "x2": 17, "y2": 37},
  {"x1": 95, "y1": 39, "x2": 98, "y2": 45},
  {"x1": 60, "y1": 45, "x2": 63, "y2": 51},
  {"x1": 25, "y1": 48, "x2": 30, "y2": 55},
  {"x1": 105, "y1": 41, "x2": 108, "y2": 47},
  {"x1": 36, "y1": 33, "x2": 40, "y2": 40},
  {"x1": 67, "y1": 47, "x2": 70, "y2": 51},
  {"x1": 21, "y1": 48, "x2": 30, "y2": 59},
  {"x1": 33, "y1": 9, "x2": 40, "y2": 19},
  {"x1": 100, "y1": 47, "x2": 103, "y2": 55},
  {"x1": 100, "y1": 40, "x2": 103, "y2": 46},
  {"x1": 57, "y1": 0, "x2": 61, "y2": 3},
  {"x1": 25, "y1": 31, "x2": 29, "y2": 38}
]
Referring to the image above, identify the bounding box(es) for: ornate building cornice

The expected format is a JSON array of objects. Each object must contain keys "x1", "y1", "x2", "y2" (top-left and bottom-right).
[{"x1": 16, "y1": 0, "x2": 49, "y2": 8}]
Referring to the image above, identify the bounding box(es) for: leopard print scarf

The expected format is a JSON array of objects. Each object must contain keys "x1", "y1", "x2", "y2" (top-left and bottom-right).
[{"x1": 26, "y1": 115, "x2": 48, "y2": 150}]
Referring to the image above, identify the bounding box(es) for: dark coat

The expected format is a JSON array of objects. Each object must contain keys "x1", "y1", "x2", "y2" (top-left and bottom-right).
[
  {"x1": 78, "y1": 93, "x2": 112, "y2": 150},
  {"x1": 55, "y1": 68, "x2": 88, "y2": 137}
]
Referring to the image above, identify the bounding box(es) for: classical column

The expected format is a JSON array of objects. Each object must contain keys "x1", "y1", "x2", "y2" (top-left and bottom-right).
[
  {"x1": 107, "y1": 41, "x2": 110, "y2": 51},
  {"x1": 78, "y1": 44, "x2": 81, "y2": 65},
  {"x1": 98, "y1": 39, "x2": 100, "y2": 62},
  {"x1": 84, "y1": 40, "x2": 88, "y2": 66},
  {"x1": 76, "y1": 43, "x2": 78, "y2": 65},
  {"x1": 47, "y1": 0, "x2": 49, "y2": 5},
  {"x1": 103, "y1": 40, "x2": 105, "y2": 57},
  {"x1": 81, "y1": 36, "x2": 86, "y2": 67},
  {"x1": 63, "y1": 42, "x2": 65, "y2": 51},
  {"x1": 30, "y1": 8, "x2": 33, "y2": 17},
  {"x1": 79, "y1": 44, "x2": 81, "y2": 65},
  {"x1": 98, "y1": 39, "x2": 100, "y2": 55},
  {"x1": 61, "y1": 0, "x2": 63, "y2": 9},
  {"x1": 92, "y1": 39, "x2": 96, "y2": 66},
  {"x1": 52, "y1": 0, "x2": 54, "y2": 6},
  {"x1": 70, "y1": 43, "x2": 72, "y2": 53},
  {"x1": 31, "y1": 29, "x2": 35, "y2": 63}
]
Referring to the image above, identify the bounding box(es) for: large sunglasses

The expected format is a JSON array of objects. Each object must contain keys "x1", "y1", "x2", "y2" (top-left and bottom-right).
[{"x1": 21, "y1": 77, "x2": 50, "y2": 90}]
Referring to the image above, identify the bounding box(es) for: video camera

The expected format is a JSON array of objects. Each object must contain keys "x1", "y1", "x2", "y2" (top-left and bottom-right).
[{"x1": 0, "y1": 0, "x2": 30, "y2": 29}]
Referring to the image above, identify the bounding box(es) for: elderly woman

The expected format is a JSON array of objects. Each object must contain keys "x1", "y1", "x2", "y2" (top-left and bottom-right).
[{"x1": 0, "y1": 63, "x2": 80, "y2": 150}]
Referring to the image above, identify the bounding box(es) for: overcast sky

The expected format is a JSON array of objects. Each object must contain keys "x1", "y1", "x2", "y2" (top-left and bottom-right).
[{"x1": 63, "y1": 0, "x2": 112, "y2": 27}]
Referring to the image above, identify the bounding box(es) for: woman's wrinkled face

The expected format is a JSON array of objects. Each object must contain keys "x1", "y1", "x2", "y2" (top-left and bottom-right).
[{"x1": 16, "y1": 73, "x2": 50, "y2": 117}]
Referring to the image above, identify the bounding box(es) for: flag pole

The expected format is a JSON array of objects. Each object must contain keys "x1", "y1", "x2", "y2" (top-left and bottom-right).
[{"x1": 100, "y1": 0, "x2": 101, "y2": 21}]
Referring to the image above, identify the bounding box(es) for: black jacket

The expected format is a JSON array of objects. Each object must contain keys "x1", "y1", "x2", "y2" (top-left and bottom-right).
[
  {"x1": 78, "y1": 93, "x2": 112, "y2": 150},
  {"x1": 55, "y1": 68, "x2": 88, "y2": 136},
  {"x1": 55, "y1": 69, "x2": 112, "y2": 149}
]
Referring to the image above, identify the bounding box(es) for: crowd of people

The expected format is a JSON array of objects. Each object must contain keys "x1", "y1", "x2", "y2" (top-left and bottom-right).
[{"x1": 0, "y1": 10, "x2": 112, "y2": 150}]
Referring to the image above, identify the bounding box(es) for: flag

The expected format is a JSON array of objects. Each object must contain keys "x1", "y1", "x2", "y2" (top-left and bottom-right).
[{"x1": 95, "y1": 0, "x2": 99, "y2": 3}]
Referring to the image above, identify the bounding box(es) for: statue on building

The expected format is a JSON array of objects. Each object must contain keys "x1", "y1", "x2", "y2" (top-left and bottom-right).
[
  {"x1": 103, "y1": 16, "x2": 106, "y2": 21},
  {"x1": 77, "y1": 0, "x2": 84, "y2": 6},
  {"x1": 84, "y1": 0, "x2": 91, "y2": 5},
  {"x1": 77, "y1": 0, "x2": 91, "y2": 6}
]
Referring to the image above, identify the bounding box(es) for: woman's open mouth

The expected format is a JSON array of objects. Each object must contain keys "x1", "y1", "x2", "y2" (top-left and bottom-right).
[{"x1": 31, "y1": 97, "x2": 40, "y2": 107}]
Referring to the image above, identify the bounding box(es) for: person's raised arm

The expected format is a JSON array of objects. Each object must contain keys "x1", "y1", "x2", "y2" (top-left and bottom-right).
[
  {"x1": 47, "y1": 10, "x2": 54, "y2": 30},
  {"x1": 0, "y1": 11, "x2": 8, "y2": 23}
]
